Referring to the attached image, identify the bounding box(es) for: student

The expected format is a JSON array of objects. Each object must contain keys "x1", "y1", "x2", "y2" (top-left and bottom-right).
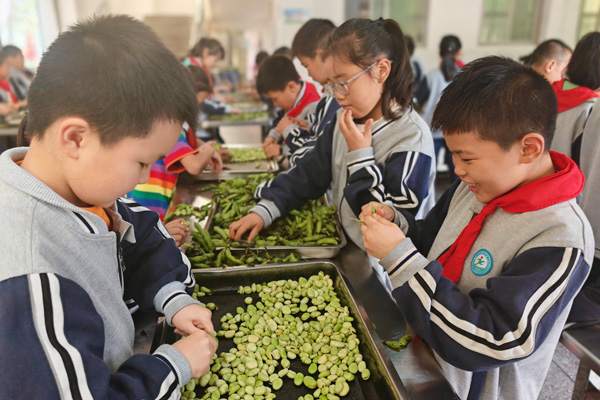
[
  {"x1": 230, "y1": 18, "x2": 436, "y2": 252},
  {"x1": 0, "y1": 44, "x2": 31, "y2": 102},
  {"x1": 183, "y1": 38, "x2": 241, "y2": 115},
  {"x1": 129, "y1": 65, "x2": 223, "y2": 245},
  {"x1": 257, "y1": 55, "x2": 321, "y2": 161},
  {"x1": 289, "y1": 18, "x2": 341, "y2": 165},
  {"x1": 0, "y1": 50, "x2": 18, "y2": 116},
  {"x1": 405, "y1": 35, "x2": 429, "y2": 108},
  {"x1": 0, "y1": 16, "x2": 217, "y2": 398},
  {"x1": 421, "y1": 34, "x2": 463, "y2": 182},
  {"x1": 551, "y1": 32, "x2": 600, "y2": 162},
  {"x1": 520, "y1": 39, "x2": 572, "y2": 84},
  {"x1": 359, "y1": 56, "x2": 593, "y2": 400}
]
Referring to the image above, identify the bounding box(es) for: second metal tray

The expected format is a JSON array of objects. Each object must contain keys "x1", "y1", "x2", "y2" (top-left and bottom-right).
[
  {"x1": 194, "y1": 144, "x2": 279, "y2": 181},
  {"x1": 153, "y1": 261, "x2": 409, "y2": 400}
]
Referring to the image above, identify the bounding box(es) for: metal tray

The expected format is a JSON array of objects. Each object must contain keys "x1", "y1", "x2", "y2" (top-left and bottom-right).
[
  {"x1": 153, "y1": 261, "x2": 409, "y2": 400},
  {"x1": 205, "y1": 194, "x2": 347, "y2": 259},
  {"x1": 194, "y1": 144, "x2": 279, "y2": 181},
  {"x1": 200, "y1": 115, "x2": 272, "y2": 129}
]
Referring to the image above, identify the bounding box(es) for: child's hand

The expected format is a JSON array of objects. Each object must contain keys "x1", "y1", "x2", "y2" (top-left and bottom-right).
[
  {"x1": 291, "y1": 118, "x2": 309, "y2": 130},
  {"x1": 360, "y1": 213, "x2": 406, "y2": 259},
  {"x1": 218, "y1": 146, "x2": 232, "y2": 163},
  {"x1": 262, "y1": 136, "x2": 277, "y2": 150},
  {"x1": 164, "y1": 218, "x2": 190, "y2": 247},
  {"x1": 229, "y1": 213, "x2": 265, "y2": 242},
  {"x1": 172, "y1": 303, "x2": 215, "y2": 336},
  {"x1": 198, "y1": 142, "x2": 223, "y2": 173},
  {"x1": 172, "y1": 330, "x2": 217, "y2": 378},
  {"x1": 339, "y1": 109, "x2": 373, "y2": 151},
  {"x1": 264, "y1": 143, "x2": 281, "y2": 159},
  {"x1": 359, "y1": 202, "x2": 394, "y2": 222},
  {"x1": 275, "y1": 116, "x2": 294, "y2": 134},
  {"x1": 0, "y1": 103, "x2": 17, "y2": 116}
]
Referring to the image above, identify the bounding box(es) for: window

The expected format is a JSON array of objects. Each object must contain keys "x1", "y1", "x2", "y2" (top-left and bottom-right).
[
  {"x1": 578, "y1": 0, "x2": 600, "y2": 39},
  {"x1": 0, "y1": 0, "x2": 43, "y2": 69},
  {"x1": 388, "y1": 0, "x2": 428, "y2": 45},
  {"x1": 480, "y1": 0, "x2": 541, "y2": 44}
]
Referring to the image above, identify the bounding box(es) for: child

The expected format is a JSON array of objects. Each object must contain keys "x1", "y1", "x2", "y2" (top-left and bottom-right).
[
  {"x1": 0, "y1": 16, "x2": 217, "y2": 398},
  {"x1": 288, "y1": 18, "x2": 341, "y2": 166},
  {"x1": 128, "y1": 64, "x2": 223, "y2": 245},
  {"x1": 520, "y1": 39, "x2": 572, "y2": 84},
  {"x1": 405, "y1": 35, "x2": 430, "y2": 108},
  {"x1": 230, "y1": 18, "x2": 436, "y2": 253},
  {"x1": 0, "y1": 44, "x2": 31, "y2": 102},
  {"x1": 551, "y1": 32, "x2": 600, "y2": 163},
  {"x1": 257, "y1": 55, "x2": 321, "y2": 161},
  {"x1": 359, "y1": 56, "x2": 594, "y2": 400},
  {"x1": 420, "y1": 34, "x2": 463, "y2": 181},
  {"x1": 183, "y1": 38, "x2": 242, "y2": 115},
  {"x1": 0, "y1": 50, "x2": 18, "y2": 116}
]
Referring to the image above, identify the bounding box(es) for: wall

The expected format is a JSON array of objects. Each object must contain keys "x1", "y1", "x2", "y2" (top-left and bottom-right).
[{"x1": 415, "y1": 0, "x2": 583, "y2": 71}]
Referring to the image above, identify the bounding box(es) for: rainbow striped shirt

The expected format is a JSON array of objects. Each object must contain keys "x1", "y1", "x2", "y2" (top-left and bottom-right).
[{"x1": 128, "y1": 129, "x2": 197, "y2": 219}]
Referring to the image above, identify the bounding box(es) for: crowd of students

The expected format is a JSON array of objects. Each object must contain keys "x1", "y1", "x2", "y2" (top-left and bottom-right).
[{"x1": 0, "y1": 12, "x2": 598, "y2": 400}]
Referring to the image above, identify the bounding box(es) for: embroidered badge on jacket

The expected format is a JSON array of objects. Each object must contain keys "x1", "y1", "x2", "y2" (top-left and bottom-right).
[{"x1": 471, "y1": 249, "x2": 493, "y2": 276}]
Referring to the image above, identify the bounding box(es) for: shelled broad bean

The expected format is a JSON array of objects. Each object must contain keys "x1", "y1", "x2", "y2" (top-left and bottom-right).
[
  {"x1": 228, "y1": 148, "x2": 268, "y2": 163},
  {"x1": 203, "y1": 174, "x2": 340, "y2": 248},
  {"x1": 180, "y1": 272, "x2": 371, "y2": 400}
]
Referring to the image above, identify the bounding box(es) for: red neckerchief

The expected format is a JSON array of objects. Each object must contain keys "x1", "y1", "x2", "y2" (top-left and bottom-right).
[
  {"x1": 286, "y1": 81, "x2": 320, "y2": 119},
  {"x1": 189, "y1": 57, "x2": 214, "y2": 89},
  {"x1": 438, "y1": 151, "x2": 584, "y2": 283},
  {"x1": 552, "y1": 78, "x2": 599, "y2": 113},
  {"x1": 0, "y1": 80, "x2": 17, "y2": 103}
]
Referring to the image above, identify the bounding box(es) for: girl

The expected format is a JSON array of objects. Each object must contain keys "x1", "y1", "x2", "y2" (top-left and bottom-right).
[
  {"x1": 183, "y1": 38, "x2": 241, "y2": 115},
  {"x1": 551, "y1": 32, "x2": 600, "y2": 163},
  {"x1": 128, "y1": 65, "x2": 223, "y2": 245},
  {"x1": 420, "y1": 34, "x2": 463, "y2": 182},
  {"x1": 229, "y1": 18, "x2": 436, "y2": 257},
  {"x1": 520, "y1": 39, "x2": 572, "y2": 84}
]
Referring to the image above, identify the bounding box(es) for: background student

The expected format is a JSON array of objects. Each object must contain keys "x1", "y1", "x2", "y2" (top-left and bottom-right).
[
  {"x1": 551, "y1": 32, "x2": 600, "y2": 163},
  {"x1": 229, "y1": 17, "x2": 436, "y2": 254},
  {"x1": 0, "y1": 16, "x2": 218, "y2": 398},
  {"x1": 520, "y1": 39, "x2": 572, "y2": 84},
  {"x1": 0, "y1": 44, "x2": 31, "y2": 104},
  {"x1": 359, "y1": 56, "x2": 593, "y2": 400}
]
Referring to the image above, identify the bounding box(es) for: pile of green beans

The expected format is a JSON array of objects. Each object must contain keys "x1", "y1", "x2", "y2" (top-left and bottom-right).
[
  {"x1": 164, "y1": 202, "x2": 213, "y2": 224},
  {"x1": 209, "y1": 111, "x2": 269, "y2": 122},
  {"x1": 203, "y1": 174, "x2": 340, "y2": 247},
  {"x1": 228, "y1": 148, "x2": 268, "y2": 163},
  {"x1": 180, "y1": 272, "x2": 371, "y2": 400},
  {"x1": 184, "y1": 221, "x2": 301, "y2": 268}
]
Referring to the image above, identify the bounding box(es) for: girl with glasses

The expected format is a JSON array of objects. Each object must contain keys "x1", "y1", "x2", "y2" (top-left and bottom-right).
[{"x1": 229, "y1": 18, "x2": 436, "y2": 275}]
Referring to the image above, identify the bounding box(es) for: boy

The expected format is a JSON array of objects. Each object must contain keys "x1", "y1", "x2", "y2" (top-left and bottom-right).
[
  {"x1": 257, "y1": 55, "x2": 320, "y2": 162},
  {"x1": 0, "y1": 50, "x2": 18, "y2": 116},
  {"x1": 0, "y1": 44, "x2": 31, "y2": 102},
  {"x1": 0, "y1": 16, "x2": 217, "y2": 398},
  {"x1": 287, "y1": 18, "x2": 341, "y2": 166},
  {"x1": 359, "y1": 57, "x2": 593, "y2": 399}
]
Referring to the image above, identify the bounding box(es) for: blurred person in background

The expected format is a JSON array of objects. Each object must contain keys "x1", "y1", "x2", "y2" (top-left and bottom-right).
[
  {"x1": 405, "y1": 35, "x2": 429, "y2": 110},
  {"x1": 520, "y1": 39, "x2": 572, "y2": 84},
  {"x1": 1, "y1": 45, "x2": 31, "y2": 104}
]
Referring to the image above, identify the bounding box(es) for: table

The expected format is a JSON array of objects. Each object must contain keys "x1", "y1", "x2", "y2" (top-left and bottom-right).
[
  {"x1": 0, "y1": 126, "x2": 18, "y2": 150},
  {"x1": 560, "y1": 323, "x2": 600, "y2": 399}
]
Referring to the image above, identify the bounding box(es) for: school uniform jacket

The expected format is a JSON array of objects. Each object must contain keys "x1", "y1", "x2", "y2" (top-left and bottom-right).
[
  {"x1": 251, "y1": 106, "x2": 436, "y2": 249},
  {"x1": 0, "y1": 148, "x2": 199, "y2": 399},
  {"x1": 287, "y1": 95, "x2": 341, "y2": 167},
  {"x1": 381, "y1": 179, "x2": 594, "y2": 400},
  {"x1": 552, "y1": 100, "x2": 596, "y2": 164}
]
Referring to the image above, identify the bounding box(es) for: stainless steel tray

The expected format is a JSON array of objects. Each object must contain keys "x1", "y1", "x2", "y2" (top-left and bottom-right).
[
  {"x1": 153, "y1": 261, "x2": 409, "y2": 400},
  {"x1": 205, "y1": 194, "x2": 347, "y2": 259},
  {"x1": 200, "y1": 116, "x2": 272, "y2": 129},
  {"x1": 194, "y1": 144, "x2": 279, "y2": 181}
]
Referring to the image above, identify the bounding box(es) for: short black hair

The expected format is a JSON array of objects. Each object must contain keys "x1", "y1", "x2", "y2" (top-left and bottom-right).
[
  {"x1": 520, "y1": 39, "x2": 571, "y2": 67},
  {"x1": 187, "y1": 65, "x2": 212, "y2": 93},
  {"x1": 255, "y1": 50, "x2": 269, "y2": 67},
  {"x1": 432, "y1": 56, "x2": 557, "y2": 151},
  {"x1": 0, "y1": 45, "x2": 23, "y2": 58},
  {"x1": 190, "y1": 38, "x2": 225, "y2": 59},
  {"x1": 291, "y1": 19, "x2": 336, "y2": 59},
  {"x1": 25, "y1": 15, "x2": 198, "y2": 146},
  {"x1": 256, "y1": 55, "x2": 300, "y2": 94},
  {"x1": 273, "y1": 46, "x2": 292, "y2": 59},
  {"x1": 568, "y1": 32, "x2": 600, "y2": 90}
]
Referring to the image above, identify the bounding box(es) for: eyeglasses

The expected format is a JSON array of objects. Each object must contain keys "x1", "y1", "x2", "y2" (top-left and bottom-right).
[{"x1": 325, "y1": 61, "x2": 378, "y2": 97}]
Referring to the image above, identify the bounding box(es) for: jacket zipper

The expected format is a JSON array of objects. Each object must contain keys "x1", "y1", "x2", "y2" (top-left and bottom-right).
[{"x1": 115, "y1": 231, "x2": 124, "y2": 293}]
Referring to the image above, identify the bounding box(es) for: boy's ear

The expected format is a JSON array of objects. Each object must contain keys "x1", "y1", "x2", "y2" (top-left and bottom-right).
[
  {"x1": 374, "y1": 59, "x2": 392, "y2": 84},
  {"x1": 519, "y1": 133, "x2": 546, "y2": 164},
  {"x1": 545, "y1": 60, "x2": 556, "y2": 73},
  {"x1": 58, "y1": 117, "x2": 94, "y2": 160},
  {"x1": 286, "y1": 80, "x2": 300, "y2": 93}
]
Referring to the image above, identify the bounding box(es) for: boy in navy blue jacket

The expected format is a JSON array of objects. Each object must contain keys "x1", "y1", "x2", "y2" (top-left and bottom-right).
[
  {"x1": 359, "y1": 56, "x2": 594, "y2": 400},
  {"x1": 0, "y1": 16, "x2": 217, "y2": 399}
]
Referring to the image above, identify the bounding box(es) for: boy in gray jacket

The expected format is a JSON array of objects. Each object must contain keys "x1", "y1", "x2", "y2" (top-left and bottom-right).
[
  {"x1": 0, "y1": 16, "x2": 217, "y2": 399},
  {"x1": 359, "y1": 57, "x2": 594, "y2": 399}
]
